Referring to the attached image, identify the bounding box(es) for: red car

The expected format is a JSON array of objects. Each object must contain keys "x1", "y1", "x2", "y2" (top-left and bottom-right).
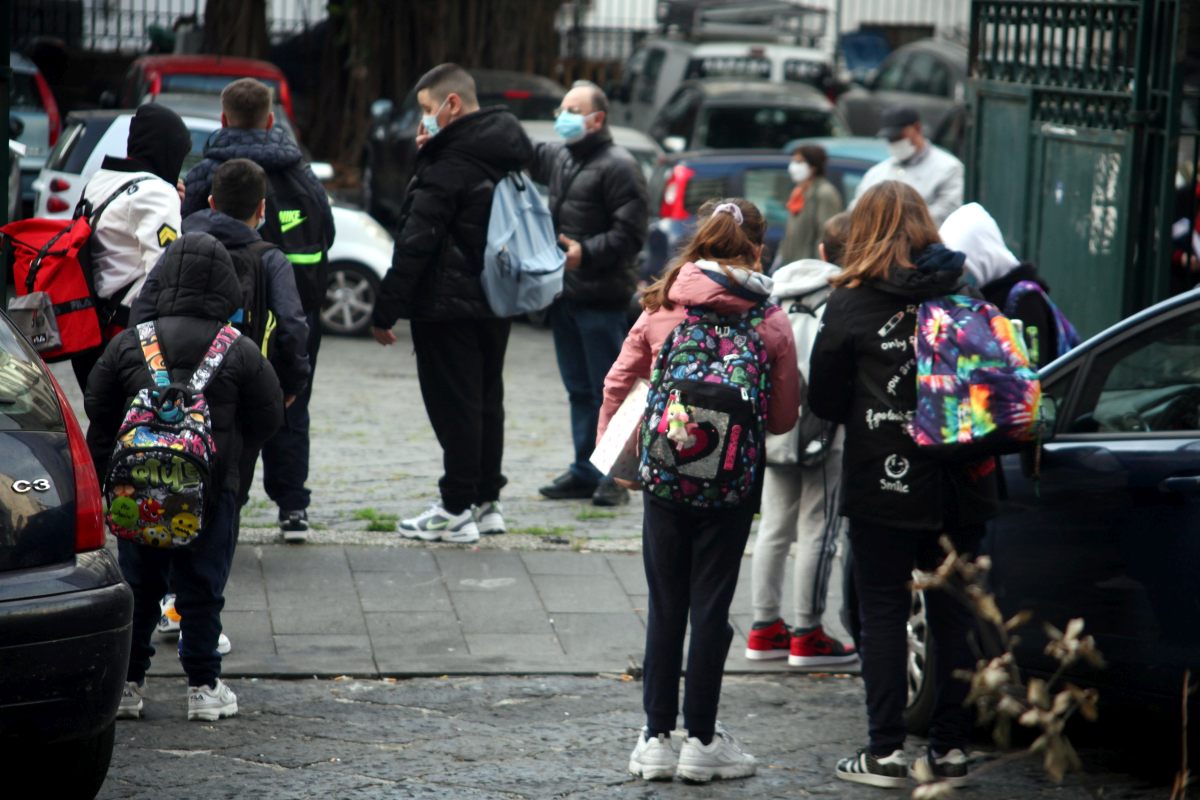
[{"x1": 119, "y1": 55, "x2": 295, "y2": 125}]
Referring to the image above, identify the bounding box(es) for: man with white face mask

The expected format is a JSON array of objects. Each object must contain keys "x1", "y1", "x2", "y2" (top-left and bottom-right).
[{"x1": 851, "y1": 106, "x2": 963, "y2": 224}]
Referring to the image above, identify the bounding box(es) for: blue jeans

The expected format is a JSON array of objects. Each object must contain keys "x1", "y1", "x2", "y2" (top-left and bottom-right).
[
  {"x1": 549, "y1": 300, "x2": 628, "y2": 484},
  {"x1": 119, "y1": 491, "x2": 237, "y2": 688}
]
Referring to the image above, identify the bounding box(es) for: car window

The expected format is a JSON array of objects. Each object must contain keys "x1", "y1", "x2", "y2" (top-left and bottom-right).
[
  {"x1": 10, "y1": 72, "x2": 43, "y2": 110},
  {"x1": 900, "y1": 53, "x2": 939, "y2": 95},
  {"x1": 783, "y1": 59, "x2": 829, "y2": 85},
  {"x1": 181, "y1": 127, "x2": 216, "y2": 177},
  {"x1": 160, "y1": 74, "x2": 281, "y2": 96},
  {"x1": 656, "y1": 88, "x2": 700, "y2": 142},
  {"x1": 699, "y1": 106, "x2": 833, "y2": 150},
  {"x1": 0, "y1": 320, "x2": 64, "y2": 432},
  {"x1": 45, "y1": 119, "x2": 109, "y2": 174},
  {"x1": 742, "y1": 167, "x2": 792, "y2": 227},
  {"x1": 1071, "y1": 308, "x2": 1200, "y2": 434},
  {"x1": 927, "y1": 59, "x2": 953, "y2": 98},
  {"x1": 826, "y1": 163, "x2": 869, "y2": 209},
  {"x1": 639, "y1": 48, "x2": 667, "y2": 104},
  {"x1": 683, "y1": 173, "x2": 729, "y2": 215},
  {"x1": 873, "y1": 58, "x2": 908, "y2": 91}
]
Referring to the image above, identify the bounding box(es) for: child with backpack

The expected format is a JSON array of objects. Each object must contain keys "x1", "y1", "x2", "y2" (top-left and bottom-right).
[
  {"x1": 599, "y1": 198, "x2": 799, "y2": 783},
  {"x1": 85, "y1": 232, "x2": 283, "y2": 722},
  {"x1": 745, "y1": 211, "x2": 858, "y2": 670},
  {"x1": 808, "y1": 181, "x2": 998, "y2": 789}
]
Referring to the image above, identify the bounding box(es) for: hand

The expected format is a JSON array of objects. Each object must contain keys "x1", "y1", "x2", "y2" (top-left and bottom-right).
[
  {"x1": 176, "y1": 180, "x2": 186, "y2": 203},
  {"x1": 372, "y1": 326, "x2": 397, "y2": 346},
  {"x1": 284, "y1": 394, "x2": 296, "y2": 408},
  {"x1": 415, "y1": 122, "x2": 431, "y2": 150},
  {"x1": 612, "y1": 477, "x2": 641, "y2": 491},
  {"x1": 558, "y1": 234, "x2": 582, "y2": 270}
]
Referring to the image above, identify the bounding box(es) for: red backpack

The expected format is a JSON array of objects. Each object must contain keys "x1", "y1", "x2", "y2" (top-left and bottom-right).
[{"x1": 1, "y1": 176, "x2": 149, "y2": 361}]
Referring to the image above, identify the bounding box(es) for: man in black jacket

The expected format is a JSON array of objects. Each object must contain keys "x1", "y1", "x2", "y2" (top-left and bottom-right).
[
  {"x1": 183, "y1": 78, "x2": 333, "y2": 542},
  {"x1": 85, "y1": 232, "x2": 283, "y2": 722},
  {"x1": 530, "y1": 81, "x2": 648, "y2": 507},
  {"x1": 371, "y1": 63, "x2": 533, "y2": 544}
]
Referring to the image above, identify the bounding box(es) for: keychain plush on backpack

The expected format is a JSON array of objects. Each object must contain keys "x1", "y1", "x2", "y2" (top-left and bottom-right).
[{"x1": 665, "y1": 399, "x2": 695, "y2": 449}]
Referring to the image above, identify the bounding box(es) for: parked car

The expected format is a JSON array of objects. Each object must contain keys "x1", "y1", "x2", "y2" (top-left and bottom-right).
[
  {"x1": 836, "y1": 38, "x2": 968, "y2": 155},
  {"x1": 844, "y1": 288, "x2": 1200, "y2": 740},
  {"x1": 0, "y1": 310, "x2": 133, "y2": 797},
  {"x1": 145, "y1": 92, "x2": 297, "y2": 146},
  {"x1": 613, "y1": 39, "x2": 837, "y2": 132},
  {"x1": 649, "y1": 79, "x2": 846, "y2": 155},
  {"x1": 117, "y1": 54, "x2": 296, "y2": 128},
  {"x1": 32, "y1": 110, "x2": 393, "y2": 338},
  {"x1": 10, "y1": 54, "x2": 61, "y2": 211},
  {"x1": 362, "y1": 69, "x2": 565, "y2": 228},
  {"x1": 8, "y1": 127, "x2": 24, "y2": 222}
]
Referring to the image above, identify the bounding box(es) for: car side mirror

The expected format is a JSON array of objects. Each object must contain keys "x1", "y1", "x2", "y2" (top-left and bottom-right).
[
  {"x1": 9, "y1": 116, "x2": 24, "y2": 139},
  {"x1": 370, "y1": 99, "x2": 394, "y2": 120},
  {"x1": 663, "y1": 136, "x2": 687, "y2": 153},
  {"x1": 310, "y1": 162, "x2": 334, "y2": 182}
]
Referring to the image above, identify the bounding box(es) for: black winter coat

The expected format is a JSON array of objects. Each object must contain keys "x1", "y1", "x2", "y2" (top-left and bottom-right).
[
  {"x1": 808, "y1": 245, "x2": 999, "y2": 531},
  {"x1": 980, "y1": 262, "x2": 1057, "y2": 369},
  {"x1": 529, "y1": 130, "x2": 648, "y2": 309},
  {"x1": 372, "y1": 108, "x2": 533, "y2": 325},
  {"x1": 85, "y1": 233, "x2": 284, "y2": 495}
]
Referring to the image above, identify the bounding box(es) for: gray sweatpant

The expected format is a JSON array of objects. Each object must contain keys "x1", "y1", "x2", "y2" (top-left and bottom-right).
[{"x1": 750, "y1": 449, "x2": 844, "y2": 628}]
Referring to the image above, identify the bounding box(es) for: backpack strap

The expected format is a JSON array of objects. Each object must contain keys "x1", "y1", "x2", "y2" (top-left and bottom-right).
[
  {"x1": 187, "y1": 325, "x2": 242, "y2": 394},
  {"x1": 136, "y1": 321, "x2": 170, "y2": 387},
  {"x1": 77, "y1": 176, "x2": 154, "y2": 226}
]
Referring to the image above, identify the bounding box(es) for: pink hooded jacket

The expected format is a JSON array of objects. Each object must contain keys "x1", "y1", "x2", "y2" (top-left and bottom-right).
[{"x1": 598, "y1": 261, "x2": 800, "y2": 442}]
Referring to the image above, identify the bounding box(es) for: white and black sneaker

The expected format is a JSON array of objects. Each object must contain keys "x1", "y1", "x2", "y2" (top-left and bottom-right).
[
  {"x1": 475, "y1": 501, "x2": 506, "y2": 535},
  {"x1": 836, "y1": 748, "x2": 909, "y2": 789},
  {"x1": 628, "y1": 727, "x2": 677, "y2": 780},
  {"x1": 187, "y1": 678, "x2": 238, "y2": 722},
  {"x1": 279, "y1": 509, "x2": 309, "y2": 544},
  {"x1": 398, "y1": 503, "x2": 479, "y2": 543},
  {"x1": 117, "y1": 681, "x2": 143, "y2": 720},
  {"x1": 912, "y1": 748, "x2": 969, "y2": 788},
  {"x1": 676, "y1": 722, "x2": 757, "y2": 782}
]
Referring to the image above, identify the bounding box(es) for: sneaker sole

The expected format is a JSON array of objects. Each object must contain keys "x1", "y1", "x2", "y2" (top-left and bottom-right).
[
  {"x1": 188, "y1": 701, "x2": 237, "y2": 722},
  {"x1": 477, "y1": 516, "x2": 506, "y2": 535},
  {"x1": 628, "y1": 761, "x2": 676, "y2": 781},
  {"x1": 677, "y1": 763, "x2": 757, "y2": 783},
  {"x1": 788, "y1": 653, "x2": 861, "y2": 668},
  {"x1": 116, "y1": 705, "x2": 142, "y2": 720},
  {"x1": 745, "y1": 647, "x2": 790, "y2": 660},
  {"x1": 835, "y1": 769, "x2": 909, "y2": 789},
  {"x1": 282, "y1": 531, "x2": 308, "y2": 543}
]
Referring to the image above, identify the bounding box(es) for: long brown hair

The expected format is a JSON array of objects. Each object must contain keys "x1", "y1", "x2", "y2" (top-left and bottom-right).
[
  {"x1": 831, "y1": 180, "x2": 941, "y2": 288},
  {"x1": 642, "y1": 197, "x2": 766, "y2": 312}
]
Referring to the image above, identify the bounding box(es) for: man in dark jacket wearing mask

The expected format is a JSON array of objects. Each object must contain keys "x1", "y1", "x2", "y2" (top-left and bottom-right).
[
  {"x1": 182, "y1": 78, "x2": 333, "y2": 542},
  {"x1": 85, "y1": 232, "x2": 283, "y2": 722},
  {"x1": 529, "y1": 81, "x2": 648, "y2": 507},
  {"x1": 371, "y1": 63, "x2": 533, "y2": 544}
]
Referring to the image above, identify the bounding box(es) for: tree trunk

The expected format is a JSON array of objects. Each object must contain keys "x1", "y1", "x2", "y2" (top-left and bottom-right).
[{"x1": 202, "y1": 0, "x2": 269, "y2": 59}]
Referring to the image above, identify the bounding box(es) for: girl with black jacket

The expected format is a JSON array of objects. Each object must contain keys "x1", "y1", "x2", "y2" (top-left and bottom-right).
[{"x1": 808, "y1": 181, "x2": 997, "y2": 789}]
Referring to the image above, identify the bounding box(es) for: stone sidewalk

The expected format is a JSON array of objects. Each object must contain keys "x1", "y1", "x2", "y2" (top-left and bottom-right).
[{"x1": 146, "y1": 543, "x2": 858, "y2": 679}]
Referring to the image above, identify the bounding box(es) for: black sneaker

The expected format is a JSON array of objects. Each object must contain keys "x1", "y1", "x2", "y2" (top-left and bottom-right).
[
  {"x1": 592, "y1": 479, "x2": 629, "y2": 507},
  {"x1": 836, "y1": 748, "x2": 909, "y2": 789},
  {"x1": 912, "y1": 748, "x2": 969, "y2": 787},
  {"x1": 538, "y1": 471, "x2": 597, "y2": 500},
  {"x1": 279, "y1": 509, "x2": 309, "y2": 543}
]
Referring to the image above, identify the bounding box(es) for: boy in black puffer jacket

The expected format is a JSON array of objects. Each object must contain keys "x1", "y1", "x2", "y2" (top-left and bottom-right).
[{"x1": 85, "y1": 232, "x2": 283, "y2": 723}]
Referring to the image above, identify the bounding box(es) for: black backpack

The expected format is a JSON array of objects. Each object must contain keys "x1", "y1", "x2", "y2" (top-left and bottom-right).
[
  {"x1": 226, "y1": 239, "x2": 275, "y2": 355},
  {"x1": 260, "y1": 168, "x2": 329, "y2": 314}
]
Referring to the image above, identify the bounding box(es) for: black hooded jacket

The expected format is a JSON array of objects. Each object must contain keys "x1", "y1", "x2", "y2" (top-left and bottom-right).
[
  {"x1": 123, "y1": 103, "x2": 194, "y2": 184},
  {"x1": 808, "y1": 244, "x2": 999, "y2": 531},
  {"x1": 372, "y1": 107, "x2": 533, "y2": 325},
  {"x1": 85, "y1": 233, "x2": 285, "y2": 495},
  {"x1": 529, "y1": 129, "x2": 648, "y2": 309}
]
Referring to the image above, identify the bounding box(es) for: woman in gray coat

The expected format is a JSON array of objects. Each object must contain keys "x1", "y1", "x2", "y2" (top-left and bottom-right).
[{"x1": 777, "y1": 144, "x2": 843, "y2": 265}]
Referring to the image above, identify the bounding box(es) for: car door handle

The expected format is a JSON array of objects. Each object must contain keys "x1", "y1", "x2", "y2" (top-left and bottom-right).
[{"x1": 1160, "y1": 476, "x2": 1200, "y2": 494}]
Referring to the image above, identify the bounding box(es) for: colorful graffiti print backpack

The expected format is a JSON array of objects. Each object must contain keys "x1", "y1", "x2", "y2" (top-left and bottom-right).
[
  {"x1": 639, "y1": 302, "x2": 773, "y2": 508},
  {"x1": 103, "y1": 321, "x2": 240, "y2": 548},
  {"x1": 905, "y1": 295, "x2": 1043, "y2": 459}
]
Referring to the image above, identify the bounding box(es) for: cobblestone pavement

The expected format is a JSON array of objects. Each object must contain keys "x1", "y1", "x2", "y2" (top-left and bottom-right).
[{"x1": 99, "y1": 675, "x2": 1161, "y2": 800}]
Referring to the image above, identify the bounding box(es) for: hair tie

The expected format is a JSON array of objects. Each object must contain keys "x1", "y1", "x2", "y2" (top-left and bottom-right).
[{"x1": 713, "y1": 202, "x2": 744, "y2": 226}]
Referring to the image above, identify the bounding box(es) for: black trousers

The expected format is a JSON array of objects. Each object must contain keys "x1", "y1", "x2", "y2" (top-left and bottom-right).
[
  {"x1": 260, "y1": 311, "x2": 322, "y2": 513},
  {"x1": 848, "y1": 520, "x2": 983, "y2": 756},
  {"x1": 119, "y1": 491, "x2": 237, "y2": 688},
  {"x1": 641, "y1": 494, "x2": 756, "y2": 738},
  {"x1": 410, "y1": 318, "x2": 511, "y2": 515}
]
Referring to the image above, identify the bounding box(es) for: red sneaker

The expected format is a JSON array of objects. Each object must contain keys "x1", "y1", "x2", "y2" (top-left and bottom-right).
[
  {"x1": 744, "y1": 618, "x2": 791, "y2": 660},
  {"x1": 788, "y1": 626, "x2": 859, "y2": 668}
]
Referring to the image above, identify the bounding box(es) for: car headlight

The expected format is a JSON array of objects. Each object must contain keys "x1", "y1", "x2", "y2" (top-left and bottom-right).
[{"x1": 358, "y1": 211, "x2": 393, "y2": 246}]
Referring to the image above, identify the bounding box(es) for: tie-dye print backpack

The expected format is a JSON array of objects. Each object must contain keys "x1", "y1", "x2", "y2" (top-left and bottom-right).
[
  {"x1": 639, "y1": 302, "x2": 773, "y2": 508},
  {"x1": 103, "y1": 321, "x2": 240, "y2": 548},
  {"x1": 905, "y1": 295, "x2": 1043, "y2": 458}
]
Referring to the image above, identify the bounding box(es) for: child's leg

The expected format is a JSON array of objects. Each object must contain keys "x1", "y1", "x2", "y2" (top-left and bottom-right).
[
  {"x1": 117, "y1": 539, "x2": 171, "y2": 683},
  {"x1": 791, "y1": 463, "x2": 841, "y2": 628},
  {"x1": 173, "y1": 491, "x2": 237, "y2": 687},
  {"x1": 641, "y1": 495, "x2": 694, "y2": 736},
  {"x1": 682, "y1": 503, "x2": 756, "y2": 740},
  {"x1": 750, "y1": 466, "x2": 803, "y2": 622}
]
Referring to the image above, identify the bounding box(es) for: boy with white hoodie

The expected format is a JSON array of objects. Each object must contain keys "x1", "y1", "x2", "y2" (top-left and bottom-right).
[{"x1": 745, "y1": 211, "x2": 859, "y2": 669}]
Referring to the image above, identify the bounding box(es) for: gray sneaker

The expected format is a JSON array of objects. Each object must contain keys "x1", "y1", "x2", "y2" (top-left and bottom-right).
[
  {"x1": 187, "y1": 678, "x2": 238, "y2": 722},
  {"x1": 117, "y1": 681, "x2": 143, "y2": 720},
  {"x1": 677, "y1": 723, "x2": 756, "y2": 782},
  {"x1": 398, "y1": 503, "x2": 479, "y2": 543},
  {"x1": 475, "y1": 501, "x2": 506, "y2": 535}
]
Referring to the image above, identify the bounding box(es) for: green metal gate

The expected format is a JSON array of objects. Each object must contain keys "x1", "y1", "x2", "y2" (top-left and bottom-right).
[{"x1": 966, "y1": 0, "x2": 1193, "y2": 337}]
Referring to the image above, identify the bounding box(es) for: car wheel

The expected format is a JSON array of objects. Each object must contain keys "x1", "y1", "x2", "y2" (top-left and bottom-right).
[
  {"x1": 14, "y1": 720, "x2": 115, "y2": 798},
  {"x1": 321, "y1": 261, "x2": 380, "y2": 337}
]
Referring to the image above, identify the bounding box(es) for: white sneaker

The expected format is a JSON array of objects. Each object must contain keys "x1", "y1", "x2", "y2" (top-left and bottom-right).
[
  {"x1": 187, "y1": 678, "x2": 238, "y2": 721},
  {"x1": 475, "y1": 501, "x2": 506, "y2": 535},
  {"x1": 398, "y1": 503, "x2": 479, "y2": 543},
  {"x1": 628, "y1": 728, "x2": 677, "y2": 780},
  {"x1": 117, "y1": 681, "x2": 143, "y2": 719},
  {"x1": 677, "y1": 722, "x2": 757, "y2": 782},
  {"x1": 177, "y1": 632, "x2": 232, "y2": 655},
  {"x1": 157, "y1": 594, "x2": 180, "y2": 636}
]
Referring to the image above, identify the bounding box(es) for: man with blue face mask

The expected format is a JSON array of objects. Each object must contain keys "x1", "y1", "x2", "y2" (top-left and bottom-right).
[
  {"x1": 529, "y1": 81, "x2": 649, "y2": 508},
  {"x1": 851, "y1": 106, "x2": 964, "y2": 224}
]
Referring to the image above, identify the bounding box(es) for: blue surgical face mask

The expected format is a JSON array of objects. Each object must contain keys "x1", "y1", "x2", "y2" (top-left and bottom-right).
[
  {"x1": 421, "y1": 97, "x2": 450, "y2": 138},
  {"x1": 554, "y1": 111, "x2": 590, "y2": 142}
]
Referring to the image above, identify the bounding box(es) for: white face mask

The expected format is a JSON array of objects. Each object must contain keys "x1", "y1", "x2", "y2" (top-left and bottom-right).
[
  {"x1": 788, "y1": 161, "x2": 811, "y2": 184},
  {"x1": 888, "y1": 137, "x2": 917, "y2": 163}
]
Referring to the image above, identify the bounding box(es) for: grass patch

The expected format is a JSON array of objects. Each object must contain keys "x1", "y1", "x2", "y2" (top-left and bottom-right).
[
  {"x1": 576, "y1": 507, "x2": 617, "y2": 521},
  {"x1": 352, "y1": 507, "x2": 398, "y2": 531},
  {"x1": 511, "y1": 525, "x2": 572, "y2": 538}
]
